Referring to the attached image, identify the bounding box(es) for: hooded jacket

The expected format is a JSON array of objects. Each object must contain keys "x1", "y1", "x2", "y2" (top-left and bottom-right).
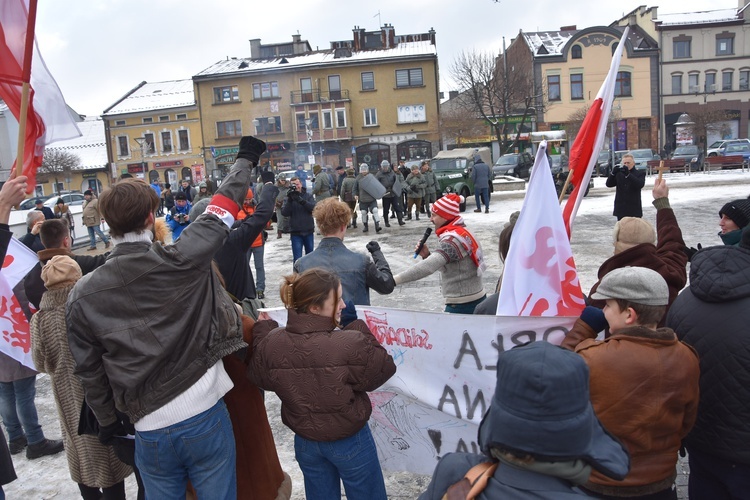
[{"x1": 666, "y1": 244, "x2": 750, "y2": 465}]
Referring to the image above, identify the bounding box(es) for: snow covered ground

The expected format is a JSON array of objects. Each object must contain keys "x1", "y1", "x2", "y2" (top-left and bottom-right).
[{"x1": 6, "y1": 169, "x2": 749, "y2": 498}]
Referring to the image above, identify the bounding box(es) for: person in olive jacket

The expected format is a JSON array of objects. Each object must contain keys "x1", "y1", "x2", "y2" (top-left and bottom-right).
[{"x1": 249, "y1": 267, "x2": 395, "y2": 500}]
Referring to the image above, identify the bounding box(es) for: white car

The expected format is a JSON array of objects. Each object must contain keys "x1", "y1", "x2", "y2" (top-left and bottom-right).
[
  {"x1": 43, "y1": 192, "x2": 86, "y2": 208},
  {"x1": 706, "y1": 138, "x2": 750, "y2": 157}
]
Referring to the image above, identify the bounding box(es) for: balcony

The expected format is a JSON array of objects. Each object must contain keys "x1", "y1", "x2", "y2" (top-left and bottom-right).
[
  {"x1": 290, "y1": 89, "x2": 350, "y2": 105},
  {"x1": 295, "y1": 127, "x2": 351, "y2": 144}
]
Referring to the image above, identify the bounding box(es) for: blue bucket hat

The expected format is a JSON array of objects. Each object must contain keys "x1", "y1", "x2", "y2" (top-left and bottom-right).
[{"x1": 478, "y1": 341, "x2": 630, "y2": 480}]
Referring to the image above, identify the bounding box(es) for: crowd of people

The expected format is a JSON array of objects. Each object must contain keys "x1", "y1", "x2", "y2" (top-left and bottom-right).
[{"x1": 0, "y1": 134, "x2": 748, "y2": 499}]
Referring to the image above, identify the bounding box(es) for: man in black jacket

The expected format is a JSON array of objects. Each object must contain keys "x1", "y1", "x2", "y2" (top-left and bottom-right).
[
  {"x1": 281, "y1": 177, "x2": 315, "y2": 263},
  {"x1": 606, "y1": 154, "x2": 646, "y2": 220}
]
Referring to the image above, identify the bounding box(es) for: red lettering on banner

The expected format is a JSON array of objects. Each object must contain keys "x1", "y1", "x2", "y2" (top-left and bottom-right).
[
  {"x1": 0, "y1": 295, "x2": 31, "y2": 353},
  {"x1": 364, "y1": 310, "x2": 432, "y2": 350}
]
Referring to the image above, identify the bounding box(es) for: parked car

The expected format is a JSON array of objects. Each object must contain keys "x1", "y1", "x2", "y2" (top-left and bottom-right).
[
  {"x1": 430, "y1": 147, "x2": 492, "y2": 211},
  {"x1": 721, "y1": 143, "x2": 750, "y2": 162},
  {"x1": 547, "y1": 154, "x2": 592, "y2": 198},
  {"x1": 492, "y1": 152, "x2": 534, "y2": 179},
  {"x1": 706, "y1": 138, "x2": 750, "y2": 157},
  {"x1": 626, "y1": 149, "x2": 660, "y2": 171},
  {"x1": 43, "y1": 191, "x2": 86, "y2": 208},
  {"x1": 18, "y1": 195, "x2": 53, "y2": 210},
  {"x1": 597, "y1": 150, "x2": 613, "y2": 176},
  {"x1": 670, "y1": 145, "x2": 703, "y2": 172}
]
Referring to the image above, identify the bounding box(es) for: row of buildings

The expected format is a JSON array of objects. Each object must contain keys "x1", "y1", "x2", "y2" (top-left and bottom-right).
[{"x1": 1, "y1": 2, "x2": 748, "y2": 195}]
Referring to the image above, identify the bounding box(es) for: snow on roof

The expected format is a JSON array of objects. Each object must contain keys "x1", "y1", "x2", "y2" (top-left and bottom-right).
[
  {"x1": 104, "y1": 79, "x2": 195, "y2": 116},
  {"x1": 45, "y1": 117, "x2": 108, "y2": 170},
  {"x1": 521, "y1": 31, "x2": 576, "y2": 56},
  {"x1": 194, "y1": 40, "x2": 437, "y2": 78},
  {"x1": 656, "y1": 8, "x2": 740, "y2": 26}
]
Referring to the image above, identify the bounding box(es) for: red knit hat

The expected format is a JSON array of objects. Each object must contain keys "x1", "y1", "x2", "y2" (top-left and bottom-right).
[{"x1": 432, "y1": 194, "x2": 463, "y2": 220}]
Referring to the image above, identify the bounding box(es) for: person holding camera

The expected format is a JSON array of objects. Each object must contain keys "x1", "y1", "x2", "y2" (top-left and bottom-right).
[
  {"x1": 281, "y1": 176, "x2": 316, "y2": 263},
  {"x1": 166, "y1": 191, "x2": 192, "y2": 241},
  {"x1": 606, "y1": 153, "x2": 646, "y2": 220}
]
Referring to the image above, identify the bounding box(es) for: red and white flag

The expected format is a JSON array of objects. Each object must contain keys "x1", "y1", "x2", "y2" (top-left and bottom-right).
[
  {"x1": 0, "y1": 0, "x2": 81, "y2": 192},
  {"x1": 562, "y1": 27, "x2": 630, "y2": 236},
  {"x1": 496, "y1": 141, "x2": 586, "y2": 317},
  {"x1": 0, "y1": 238, "x2": 39, "y2": 369}
]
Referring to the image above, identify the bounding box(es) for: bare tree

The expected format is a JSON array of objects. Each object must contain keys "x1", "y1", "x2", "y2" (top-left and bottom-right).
[
  {"x1": 39, "y1": 149, "x2": 81, "y2": 193},
  {"x1": 440, "y1": 91, "x2": 489, "y2": 148},
  {"x1": 681, "y1": 108, "x2": 735, "y2": 160},
  {"x1": 450, "y1": 47, "x2": 539, "y2": 155},
  {"x1": 565, "y1": 104, "x2": 622, "y2": 146}
]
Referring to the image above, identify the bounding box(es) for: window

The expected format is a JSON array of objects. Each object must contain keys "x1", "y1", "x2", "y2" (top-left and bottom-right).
[
  {"x1": 673, "y1": 39, "x2": 691, "y2": 59},
  {"x1": 740, "y1": 70, "x2": 750, "y2": 91},
  {"x1": 716, "y1": 36, "x2": 734, "y2": 56},
  {"x1": 364, "y1": 108, "x2": 378, "y2": 126},
  {"x1": 322, "y1": 110, "x2": 333, "y2": 129},
  {"x1": 143, "y1": 133, "x2": 156, "y2": 154},
  {"x1": 296, "y1": 113, "x2": 306, "y2": 131},
  {"x1": 214, "y1": 85, "x2": 239, "y2": 103},
  {"x1": 300, "y1": 78, "x2": 313, "y2": 102},
  {"x1": 335, "y1": 109, "x2": 346, "y2": 128},
  {"x1": 570, "y1": 74, "x2": 583, "y2": 100},
  {"x1": 328, "y1": 75, "x2": 341, "y2": 100},
  {"x1": 397, "y1": 104, "x2": 426, "y2": 123},
  {"x1": 571, "y1": 45, "x2": 582, "y2": 59},
  {"x1": 217, "y1": 120, "x2": 242, "y2": 138},
  {"x1": 615, "y1": 71, "x2": 631, "y2": 97},
  {"x1": 722, "y1": 71, "x2": 733, "y2": 91},
  {"x1": 688, "y1": 73, "x2": 700, "y2": 92},
  {"x1": 705, "y1": 72, "x2": 716, "y2": 91},
  {"x1": 254, "y1": 116, "x2": 281, "y2": 134},
  {"x1": 307, "y1": 112, "x2": 319, "y2": 130},
  {"x1": 142, "y1": 117, "x2": 153, "y2": 124},
  {"x1": 117, "y1": 136, "x2": 129, "y2": 157},
  {"x1": 672, "y1": 74, "x2": 683, "y2": 95},
  {"x1": 115, "y1": 120, "x2": 126, "y2": 126},
  {"x1": 252, "y1": 81, "x2": 279, "y2": 99},
  {"x1": 548, "y1": 75, "x2": 561, "y2": 101},
  {"x1": 361, "y1": 71, "x2": 375, "y2": 90},
  {"x1": 160, "y1": 131, "x2": 173, "y2": 153},
  {"x1": 395, "y1": 68, "x2": 423, "y2": 88},
  {"x1": 176, "y1": 113, "x2": 187, "y2": 120},
  {"x1": 159, "y1": 115, "x2": 169, "y2": 122},
  {"x1": 178, "y1": 129, "x2": 190, "y2": 151}
]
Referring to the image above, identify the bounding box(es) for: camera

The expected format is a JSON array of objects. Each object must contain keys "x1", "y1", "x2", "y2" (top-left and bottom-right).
[{"x1": 175, "y1": 213, "x2": 188, "y2": 224}]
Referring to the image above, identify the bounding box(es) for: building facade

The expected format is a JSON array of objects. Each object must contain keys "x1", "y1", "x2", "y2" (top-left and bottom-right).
[{"x1": 192, "y1": 24, "x2": 440, "y2": 175}]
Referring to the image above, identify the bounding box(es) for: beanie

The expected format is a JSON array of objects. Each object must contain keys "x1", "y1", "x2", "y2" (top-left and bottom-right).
[
  {"x1": 719, "y1": 199, "x2": 750, "y2": 229},
  {"x1": 41, "y1": 255, "x2": 81, "y2": 289},
  {"x1": 432, "y1": 194, "x2": 463, "y2": 221},
  {"x1": 613, "y1": 217, "x2": 656, "y2": 254},
  {"x1": 83, "y1": 190, "x2": 93, "y2": 196},
  {"x1": 313, "y1": 164, "x2": 322, "y2": 175}
]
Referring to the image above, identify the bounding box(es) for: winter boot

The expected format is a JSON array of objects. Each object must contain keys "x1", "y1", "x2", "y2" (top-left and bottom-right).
[
  {"x1": 352, "y1": 218, "x2": 357, "y2": 228},
  {"x1": 375, "y1": 221, "x2": 382, "y2": 233},
  {"x1": 362, "y1": 222, "x2": 369, "y2": 233},
  {"x1": 415, "y1": 212, "x2": 420, "y2": 221},
  {"x1": 397, "y1": 213, "x2": 405, "y2": 226},
  {"x1": 406, "y1": 211, "x2": 412, "y2": 221},
  {"x1": 384, "y1": 218, "x2": 390, "y2": 227}
]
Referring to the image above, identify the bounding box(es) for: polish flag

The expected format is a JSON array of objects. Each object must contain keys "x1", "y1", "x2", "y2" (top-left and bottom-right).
[
  {"x1": 0, "y1": 0, "x2": 81, "y2": 192},
  {"x1": 0, "y1": 238, "x2": 39, "y2": 369},
  {"x1": 562, "y1": 27, "x2": 630, "y2": 236},
  {"x1": 496, "y1": 141, "x2": 586, "y2": 317}
]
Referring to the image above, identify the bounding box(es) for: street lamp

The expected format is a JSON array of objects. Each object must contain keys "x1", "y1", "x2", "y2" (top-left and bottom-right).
[
  {"x1": 134, "y1": 137, "x2": 148, "y2": 178},
  {"x1": 304, "y1": 117, "x2": 316, "y2": 167}
]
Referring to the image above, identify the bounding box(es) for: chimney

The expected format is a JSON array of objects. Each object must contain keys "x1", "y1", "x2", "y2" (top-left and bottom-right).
[
  {"x1": 560, "y1": 25, "x2": 577, "y2": 31},
  {"x1": 629, "y1": 14, "x2": 637, "y2": 27},
  {"x1": 292, "y1": 34, "x2": 301, "y2": 43},
  {"x1": 651, "y1": 7, "x2": 658, "y2": 20},
  {"x1": 449, "y1": 91, "x2": 459, "y2": 100},
  {"x1": 352, "y1": 26, "x2": 365, "y2": 51},
  {"x1": 249, "y1": 38, "x2": 261, "y2": 59},
  {"x1": 382, "y1": 23, "x2": 395, "y2": 48}
]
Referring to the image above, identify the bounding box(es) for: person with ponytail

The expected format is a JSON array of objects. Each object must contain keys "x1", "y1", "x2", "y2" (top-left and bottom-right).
[{"x1": 249, "y1": 267, "x2": 396, "y2": 499}]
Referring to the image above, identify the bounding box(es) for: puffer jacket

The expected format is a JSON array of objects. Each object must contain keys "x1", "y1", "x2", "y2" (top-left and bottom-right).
[
  {"x1": 66, "y1": 158, "x2": 253, "y2": 426},
  {"x1": 666, "y1": 243, "x2": 750, "y2": 465},
  {"x1": 248, "y1": 312, "x2": 395, "y2": 442}
]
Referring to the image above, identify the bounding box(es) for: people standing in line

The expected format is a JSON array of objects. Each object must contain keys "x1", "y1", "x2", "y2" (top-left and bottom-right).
[
  {"x1": 394, "y1": 194, "x2": 487, "y2": 314},
  {"x1": 161, "y1": 183, "x2": 174, "y2": 215},
  {"x1": 295, "y1": 198, "x2": 395, "y2": 305},
  {"x1": 31, "y1": 255, "x2": 132, "y2": 499},
  {"x1": 281, "y1": 177, "x2": 316, "y2": 263},
  {"x1": 666, "y1": 227, "x2": 750, "y2": 498},
  {"x1": 353, "y1": 164, "x2": 383, "y2": 234},
  {"x1": 375, "y1": 160, "x2": 405, "y2": 227},
  {"x1": 54, "y1": 197, "x2": 75, "y2": 245},
  {"x1": 66, "y1": 135, "x2": 268, "y2": 500},
  {"x1": 340, "y1": 168, "x2": 358, "y2": 229},
  {"x1": 312, "y1": 165, "x2": 333, "y2": 203},
  {"x1": 193, "y1": 182, "x2": 212, "y2": 204},
  {"x1": 178, "y1": 179, "x2": 197, "y2": 203},
  {"x1": 606, "y1": 153, "x2": 646, "y2": 220},
  {"x1": 82, "y1": 190, "x2": 111, "y2": 251},
  {"x1": 237, "y1": 189, "x2": 267, "y2": 300},
  {"x1": 165, "y1": 191, "x2": 192, "y2": 242},
  {"x1": 34, "y1": 198, "x2": 55, "y2": 220},
  {"x1": 563, "y1": 267, "x2": 699, "y2": 499},
  {"x1": 470, "y1": 154, "x2": 491, "y2": 213},
  {"x1": 249, "y1": 267, "x2": 396, "y2": 500},
  {"x1": 20, "y1": 211, "x2": 45, "y2": 252},
  {"x1": 275, "y1": 176, "x2": 291, "y2": 239},
  {"x1": 404, "y1": 165, "x2": 427, "y2": 221},
  {"x1": 420, "y1": 160, "x2": 440, "y2": 215},
  {"x1": 716, "y1": 198, "x2": 750, "y2": 245}
]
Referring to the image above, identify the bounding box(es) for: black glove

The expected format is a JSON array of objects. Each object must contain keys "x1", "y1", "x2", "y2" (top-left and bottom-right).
[
  {"x1": 260, "y1": 167, "x2": 275, "y2": 185},
  {"x1": 98, "y1": 420, "x2": 126, "y2": 446},
  {"x1": 682, "y1": 243, "x2": 702, "y2": 261},
  {"x1": 236, "y1": 136, "x2": 266, "y2": 164},
  {"x1": 610, "y1": 166, "x2": 620, "y2": 175},
  {"x1": 366, "y1": 241, "x2": 381, "y2": 253},
  {"x1": 579, "y1": 306, "x2": 608, "y2": 333},
  {"x1": 287, "y1": 189, "x2": 300, "y2": 200},
  {"x1": 340, "y1": 300, "x2": 357, "y2": 327}
]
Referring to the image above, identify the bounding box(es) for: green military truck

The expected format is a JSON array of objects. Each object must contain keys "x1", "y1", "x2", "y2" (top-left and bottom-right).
[{"x1": 430, "y1": 147, "x2": 492, "y2": 212}]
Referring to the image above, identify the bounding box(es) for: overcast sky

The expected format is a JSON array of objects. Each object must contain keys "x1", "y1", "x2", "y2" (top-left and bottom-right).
[{"x1": 34, "y1": 0, "x2": 720, "y2": 117}]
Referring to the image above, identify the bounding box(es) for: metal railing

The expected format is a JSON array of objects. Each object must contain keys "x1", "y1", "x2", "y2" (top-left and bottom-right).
[{"x1": 289, "y1": 89, "x2": 349, "y2": 104}]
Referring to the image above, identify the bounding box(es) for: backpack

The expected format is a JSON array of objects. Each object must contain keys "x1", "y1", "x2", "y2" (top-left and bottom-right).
[{"x1": 442, "y1": 462, "x2": 498, "y2": 500}]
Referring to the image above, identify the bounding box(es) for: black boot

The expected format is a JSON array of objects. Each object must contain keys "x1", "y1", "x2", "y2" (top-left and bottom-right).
[
  {"x1": 352, "y1": 218, "x2": 357, "y2": 228},
  {"x1": 415, "y1": 212, "x2": 420, "y2": 221},
  {"x1": 406, "y1": 211, "x2": 412, "y2": 221},
  {"x1": 363, "y1": 223, "x2": 369, "y2": 233},
  {"x1": 384, "y1": 218, "x2": 390, "y2": 227},
  {"x1": 397, "y1": 213, "x2": 405, "y2": 226},
  {"x1": 375, "y1": 222, "x2": 382, "y2": 233}
]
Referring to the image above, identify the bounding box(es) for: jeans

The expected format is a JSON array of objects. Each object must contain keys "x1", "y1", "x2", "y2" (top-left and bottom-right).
[
  {"x1": 0, "y1": 376, "x2": 44, "y2": 445},
  {"x1": 294, "y1": 424, "x2": 387, "y2": 500},
  {"x1": 291, "y1": 233, "x2": 314, "y2": 263},
  {"x1": 475, "y1": 187, "x2": 489, "y2": 210},
  {"x1": 248, "y1": 245, "x2": 266, "y2": 292},
  {"x1": 688, "y1": 448, "x2": 750, "y2": 499},
  {"x1": 444, "y1": 295, "x2": 487, "y2": 314},
  {"x1": 87, "y1": 225, "x2": 109, "y2": 247},
  {"x1": 134, "y1": 399, "x2": 236, "y2": 500}
]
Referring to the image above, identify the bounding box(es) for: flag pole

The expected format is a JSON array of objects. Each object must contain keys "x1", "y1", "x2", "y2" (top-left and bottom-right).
[
  {"x1": 14, "y1": 0, "x2": 39, "y2": 179},
  {"x1": 558, "y1": 168, "x2": 574, "y2": 204}
]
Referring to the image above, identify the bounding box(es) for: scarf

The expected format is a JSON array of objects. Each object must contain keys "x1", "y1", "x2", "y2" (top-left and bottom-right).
[{"x1": 435, "y1": 217, "x2": 486, "y2": 275}]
